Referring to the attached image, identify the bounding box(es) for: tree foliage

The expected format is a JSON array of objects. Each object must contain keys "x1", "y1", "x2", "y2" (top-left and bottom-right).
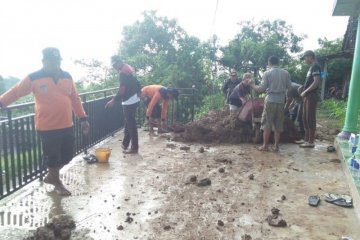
[
  {"x1": 317, "y1": 38, "x2": 352, "y2": 88},
  {"x1": 220, "y1": 19, "x2": 304, "y2": 72},
  {"x1": 117, "y1": 11, "x2": 212, "y2": 97}
]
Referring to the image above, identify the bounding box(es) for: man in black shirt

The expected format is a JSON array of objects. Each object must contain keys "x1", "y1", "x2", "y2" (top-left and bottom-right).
[
  {"x1": 222, "y1": 71, "x2": 241, "y2": 107},
  {"x1": 298, "y1": 50, "x2": 321, "y2": 148},
  {"x1": 105, "y1": 55, "x2": 141, "y2": 154}
]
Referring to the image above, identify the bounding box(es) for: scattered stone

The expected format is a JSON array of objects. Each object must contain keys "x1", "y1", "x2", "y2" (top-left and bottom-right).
[
  {"x1": 217, "y1": 220, "x2": 224, "y2": 227},
  {"x1": 271, "y1": 207, "x2": 280, "y2": 215},
  {"x1": 199, "y1": 147, "x2": 205, "y2": 153},
  {"x1": 242, "y1": 234, "x2": 252, "y2": 240},
  {"x1": 197, "y1": 178, "x2": 211, "y2": 187},
  {"x1": 164, "y1": 225, "x2": 171, "y2": 231},
  {"x1": 218, "y1": 168, "x2": 225, "y2": 173},
  {"x1": 189, "y1": 175, "x2": 197, "y2": 183},
  {"x1": 249, "y1": 174, "x2": 254, "y2": 180},
  {"x1": 241, "y1": 202, "x2": 245, "y2": 206},
  {"x1": 155, "y1": 210, "x2": 158, "y2": 214},
  {"x1": 318, "y1": 187, "x2": 322, "y2": 190},
  {"x1": 281, "y1": 195, "x2": 286, "y2": 201},
  {"x1": 267, "y1": 215, "x2": 287, "y2": 227},
  {"x1": 267, "y1": 208, "x2": 287, "y2": 227},
  {"x1": 117, "y1": 225, "x2": 124, "y2": 230},
  {"x1": 215, "y1": 158, "x2": 232, "y2": 164},
  {"x1": 180, "y1": 146, "x2": 190, "y2": 151},
  {"x1": 166, "y1": 143, "x2": 176, "y2": 149},
  {"x1": 125, "y1": 216, "x2": 134, "y2": 223}
]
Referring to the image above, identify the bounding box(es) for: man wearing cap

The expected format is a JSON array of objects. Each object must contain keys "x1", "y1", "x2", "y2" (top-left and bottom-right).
[
  {"x1": 222, "y1": 71, "x2": 241, "y2": 108},
  {"x1": 105, "y1": 56, "x2": 141, "y2": 154},
  {"x1": 298, "y1": 50, "x2": 322, "y2": 148},
  {"x1": 0, "y1": 47, "x2": 90, "y2": 196},
  {"x1": 140, "y1": 85, "x2": 179, "y2": 133}
]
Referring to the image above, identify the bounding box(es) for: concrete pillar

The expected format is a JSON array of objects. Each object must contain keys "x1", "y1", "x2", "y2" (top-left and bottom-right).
[{"x1": 338, "y1": 16, "x2": 360, "y2": 140}]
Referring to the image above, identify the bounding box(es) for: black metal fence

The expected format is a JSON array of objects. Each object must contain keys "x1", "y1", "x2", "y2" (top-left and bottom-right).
[{"x1": 0, "y1": 87, "x2": 195, "y2": 200}]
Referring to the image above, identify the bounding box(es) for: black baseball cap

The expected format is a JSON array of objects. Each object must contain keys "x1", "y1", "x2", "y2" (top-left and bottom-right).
[
  {"x1": 42, "y1": 47, "x2": 62, "y2": 61},
  {"x1": 300, "y1": 50, "x2": 315, "y2": 60}
]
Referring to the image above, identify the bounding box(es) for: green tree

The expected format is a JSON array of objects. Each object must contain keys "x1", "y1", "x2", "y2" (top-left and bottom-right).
[
  {"x1": 117, "y1": 11, "x2": 211, "y2": 97},
  {"x1": 74, "y1": 59, "x2": 118, "y2": 92},
  {"x1": 287, "y1": 37, "x2": 352, "y2": 90},
  {"x1": 316, "y1": 38, "x2": 352, "y2": 90},
  {"x1": 220, "y1": 19, "x2": 304, "y2": 72}
]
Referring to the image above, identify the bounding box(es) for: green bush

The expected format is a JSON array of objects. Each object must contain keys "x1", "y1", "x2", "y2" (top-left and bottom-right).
[
  {"x1": 195, "y1": 92, "x2": 224, "y2": 119},
  {"x1": 320, "y1": 99, "x2": 347, "y2": 125}
]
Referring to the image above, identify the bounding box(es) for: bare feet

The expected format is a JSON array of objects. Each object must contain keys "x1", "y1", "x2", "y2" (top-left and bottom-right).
[
  {"x1": 54, "y1": 183, "x2": 71, "y2": 196},
  {"x1": 257, "y1": 146, "x2": 269, "y2": 152},
  {"x1": 44, "y1": 173, "x2": 71, "y2": 196},
  {"x1": 271, "y1": 145, "x2": 279, "y2": 152},
  {"x1": 43, "y1": 173, "x2": 58, "y2": 185}
]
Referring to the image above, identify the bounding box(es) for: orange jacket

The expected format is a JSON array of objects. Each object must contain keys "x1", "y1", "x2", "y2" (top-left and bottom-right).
[
  {"x1": 141, "y1": 85, "x2": 169, "y2": 120},
  {"x1": 0, "y1": 69, "x2": 87, "y2": 131}
]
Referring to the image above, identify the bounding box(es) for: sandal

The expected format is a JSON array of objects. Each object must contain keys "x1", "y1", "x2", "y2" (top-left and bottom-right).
[
  {"x1": 299, "y1": 142, "x2": 315, "y2": 148},
  {"x1": 324, "y1": 193, "x2": 353, "y2": 208},
  {"x1": 83, "y1": 154, "x2": 97, "y2": 164},
  {"x1": 327, "y1": 145, "x2": 336, "y2": 153}
]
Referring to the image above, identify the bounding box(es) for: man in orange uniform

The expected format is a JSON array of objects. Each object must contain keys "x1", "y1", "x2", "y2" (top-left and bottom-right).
[
  {"x1": 0, "y1": 47, "x2": 89, "y2": 196},
  {"x1": 141, "y1": 85, "x2": 179, "y2": 133}
]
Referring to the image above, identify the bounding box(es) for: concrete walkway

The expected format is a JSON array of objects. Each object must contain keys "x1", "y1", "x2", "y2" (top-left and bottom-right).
[{"x1": 0, "y1": 130, "x2": 359, "y2": 240}]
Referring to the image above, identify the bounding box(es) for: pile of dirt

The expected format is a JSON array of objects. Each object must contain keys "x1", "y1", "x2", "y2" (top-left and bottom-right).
[
  {"x1": 174, "y1": 108, "x2": 299, "y2": 144},
  {"x1": 24, "y1": 215, "x2": 78, "y2": 240}
]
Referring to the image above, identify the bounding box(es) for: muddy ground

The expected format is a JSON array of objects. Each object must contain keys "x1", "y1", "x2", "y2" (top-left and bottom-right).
[{"x1": 0, "y1": 126, "x2": 359, "y2": 240}]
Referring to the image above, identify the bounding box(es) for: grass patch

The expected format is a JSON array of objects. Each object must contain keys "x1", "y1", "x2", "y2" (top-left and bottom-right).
[{"x1": 195, "y1": 92, "x2": 225, "y2": 119}]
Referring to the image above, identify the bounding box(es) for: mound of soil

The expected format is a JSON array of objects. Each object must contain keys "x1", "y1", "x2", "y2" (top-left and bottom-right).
[
  {"x1": 24, "y1": 214, "x2": 76, "y2": 240},
  {"x1": 174, "y1": 108, "x2": 299, "y2": 144}
]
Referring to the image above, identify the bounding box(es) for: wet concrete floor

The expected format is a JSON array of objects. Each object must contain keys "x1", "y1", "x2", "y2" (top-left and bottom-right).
[{"x1": 0, "y1": 130, "x2": 359, "y2": 239}]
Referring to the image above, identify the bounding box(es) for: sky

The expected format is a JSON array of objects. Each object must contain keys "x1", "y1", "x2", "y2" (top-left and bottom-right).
[{"x1": 0, "y1": 0, "x2": 349, "y2": 80}]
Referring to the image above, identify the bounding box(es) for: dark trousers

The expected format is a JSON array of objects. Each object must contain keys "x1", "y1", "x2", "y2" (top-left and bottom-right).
[
  {"x1": 122, "y1": 102, "x2": 139, "y2": 150},
  {"x1": 303, "y1": 93, "x2": 318, "y2": 130}
]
